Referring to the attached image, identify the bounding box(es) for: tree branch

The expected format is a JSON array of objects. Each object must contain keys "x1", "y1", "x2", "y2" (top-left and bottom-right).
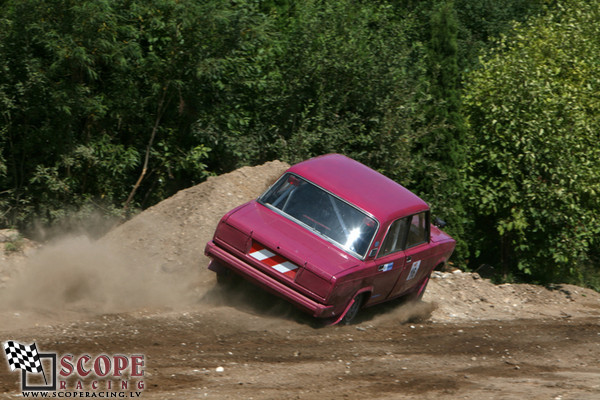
[{"x1": 123, "y1": 86, "x2": 169, "y2": 212}]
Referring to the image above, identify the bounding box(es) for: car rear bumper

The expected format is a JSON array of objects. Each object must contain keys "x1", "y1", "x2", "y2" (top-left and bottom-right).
[{"x1": 205, "y1": 240, "x2": 335, "y2": 319}]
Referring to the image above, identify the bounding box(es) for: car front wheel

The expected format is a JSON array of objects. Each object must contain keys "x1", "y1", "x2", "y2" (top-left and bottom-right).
[{"x1": 406, "y1": 275, "x2": 430, "y2": 302}]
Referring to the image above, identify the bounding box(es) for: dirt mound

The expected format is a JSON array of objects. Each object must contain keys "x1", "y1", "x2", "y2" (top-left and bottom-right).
[
  {"x1": 102, "y1": 160, "x2": 289, "y2": 281},
  {"x1": 0, "y1": 161, "x2": 289, "y2": 324},
  {"x1": 425, "y1": 270, "x2": 600, "y2": 322}
]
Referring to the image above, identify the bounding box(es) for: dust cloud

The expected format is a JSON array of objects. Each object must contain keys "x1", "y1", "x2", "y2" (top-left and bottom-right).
[
  {"x1": 375, "y1": 300, "x2": 437, "y2": 324},
  {"x1": 199, "y1": 276, "x2": 438, "y2": 328},
  {"x1": 199, "y1": 279, "x2": 314, "y2": 326},
  {"x1": 0, "y1": 232, "x2": 436, "y2": 330},
  {"x1": 0, "y1": 236, "x2": 199, "y2": 315},
  {"x1": 357, "y1": 298, "x2": 438, "y2": 326}
]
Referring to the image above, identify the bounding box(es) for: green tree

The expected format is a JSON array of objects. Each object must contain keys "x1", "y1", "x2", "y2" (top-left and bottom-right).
[
  {"x1": 192, "y1": 0, "x2": 284, "y2": 173},
  {"x1": 0, "y1": 0, "x2": 235, "y2": 229},
  {"x1": 194, "y1": 0, "x2": 431, "y2": 186},
  {"x1": 414, "y1": 1, "x2": 468, "y2": 262},
  {"x1": 0, "y1": 0, "x2": 555, "y2": 250},
  {"x1": 464, "y1": 0, "x2": 600, "y2": 283},
  {"x1": 454, "y1": 0, "x2": 546, "y2": 71}
]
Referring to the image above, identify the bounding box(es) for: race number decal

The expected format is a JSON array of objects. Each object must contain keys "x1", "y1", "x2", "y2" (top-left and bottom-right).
[{"x1": 406, "y1": 260, "x2": 421, "y2": 280}]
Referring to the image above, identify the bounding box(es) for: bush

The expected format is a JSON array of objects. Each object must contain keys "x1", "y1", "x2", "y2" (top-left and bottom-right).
[{"x1": 463, "y1": 0, "x2": 600, "y2": 283}]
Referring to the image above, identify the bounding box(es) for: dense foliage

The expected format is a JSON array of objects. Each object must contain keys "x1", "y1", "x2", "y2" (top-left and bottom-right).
[
  {"x1": 464, "y1": 0, "x2": 600, "y2": 285},
  {"x1": 0, "y1": 0, "x2": 220, "y2": 226},
  {"x1": 1, "y1": 0, "x2": 598, "y2": 287}
]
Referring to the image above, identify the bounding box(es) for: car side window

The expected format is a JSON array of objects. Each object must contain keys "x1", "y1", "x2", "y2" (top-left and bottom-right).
[
  {"x1": 405, "y1": 212, "x2": 428, "y2": 249},
  {"x1": 378, "y1": 218, "x2": 408, "y2": 258}
]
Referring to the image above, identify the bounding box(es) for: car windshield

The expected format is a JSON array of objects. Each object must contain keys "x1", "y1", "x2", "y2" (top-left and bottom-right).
[{"x1": 259, "y1": 173, "x2": 378, "y2": 258}]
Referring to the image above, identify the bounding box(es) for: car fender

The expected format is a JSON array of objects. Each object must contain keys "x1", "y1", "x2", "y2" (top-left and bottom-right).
[
  {"x1": 330, "y1": 286, "x2": 373, "y2": 325},
  {"x1": 434, "y1": 256, "x2": 449, "y2": 271}
]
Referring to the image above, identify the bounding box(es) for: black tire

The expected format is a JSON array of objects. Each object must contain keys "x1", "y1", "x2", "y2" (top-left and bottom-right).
[
  {"x1": 340, "y1": 294, "x2": 364, "y2": 325},
  {"x1": 216, "y1": 269, "x2": 240, "y2": 286},
  {"x1": 216, "y1": 272, "x2": 230, "y2": 285}
]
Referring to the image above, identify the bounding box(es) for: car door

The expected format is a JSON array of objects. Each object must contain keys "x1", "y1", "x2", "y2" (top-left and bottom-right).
[
  {"x1": 365, "y1": 217, "x2": 409, "y2": 304},
  {"x1": 388, "y1": 211, "x2": 435, "y2": 298}
]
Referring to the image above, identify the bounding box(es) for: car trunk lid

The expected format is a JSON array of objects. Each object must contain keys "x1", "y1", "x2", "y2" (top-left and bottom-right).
[{"x1": 222, "y1": 201, "x2": 358, "y2": 280}]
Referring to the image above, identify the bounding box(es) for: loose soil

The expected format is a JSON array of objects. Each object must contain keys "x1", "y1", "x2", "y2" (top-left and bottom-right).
[{"x1": 1, "y1": 161, "x2": 599, "y2": 399}]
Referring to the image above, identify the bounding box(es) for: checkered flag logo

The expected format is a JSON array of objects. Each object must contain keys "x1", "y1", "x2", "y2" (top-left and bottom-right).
[{"x1": 3, "y1": 341, "x2": 43, "y2": 374}]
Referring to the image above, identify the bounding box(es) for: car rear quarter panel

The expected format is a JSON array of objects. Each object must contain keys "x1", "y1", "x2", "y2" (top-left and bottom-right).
[{"x1": 325, "y1": 265, "x2": 376, "y2": 312}]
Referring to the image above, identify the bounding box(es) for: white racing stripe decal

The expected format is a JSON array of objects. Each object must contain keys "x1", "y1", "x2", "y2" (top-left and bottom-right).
[
  {"x1": 249, "y1": 242, "x2": 299, "y2": 278},
  {"x1": 250, "y1": 248, "x2": 275, "y2": 261},
  {"x1": 272, "y1": 261, "x2": 297, "y2": 274}
]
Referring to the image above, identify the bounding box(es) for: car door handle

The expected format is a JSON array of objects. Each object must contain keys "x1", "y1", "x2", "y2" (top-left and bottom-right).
[
  {"x1": 378, "y1": 262, "x2": 394, "y2": 272},
  {"x1": 406, "y1": 256, "x2": 412, "y2": 263}
]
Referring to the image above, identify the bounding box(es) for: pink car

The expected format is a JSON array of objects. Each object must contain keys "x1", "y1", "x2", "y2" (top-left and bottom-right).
[{"x1": 205, "y1": 154, "x2": 455, "y2": 324}]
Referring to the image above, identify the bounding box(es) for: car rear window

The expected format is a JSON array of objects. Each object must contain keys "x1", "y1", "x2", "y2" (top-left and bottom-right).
[{"x1": 259, "y1": 173, "x2": 378, "y2": 258}]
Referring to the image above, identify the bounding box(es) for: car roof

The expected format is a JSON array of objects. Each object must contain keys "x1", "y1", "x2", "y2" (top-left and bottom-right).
[{"x1": 286, "y1": 154, "x2": 429, "y2": 223}]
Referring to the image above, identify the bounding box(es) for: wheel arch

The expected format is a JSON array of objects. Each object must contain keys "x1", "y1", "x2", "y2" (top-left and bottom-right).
[{"x1": 331, "y1": 286, "x2": 373, "y2": 325}]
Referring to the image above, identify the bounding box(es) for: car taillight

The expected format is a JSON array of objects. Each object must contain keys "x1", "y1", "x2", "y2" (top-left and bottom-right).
[
  {"x1": 215, "y1": 221, "x2": 250, "y2": 253},
  {"x1": 295, "y1": 264, "x2": 331, "y2": 299}
]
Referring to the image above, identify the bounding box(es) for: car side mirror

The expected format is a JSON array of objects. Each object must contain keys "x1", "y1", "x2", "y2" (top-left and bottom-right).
[{"x1": 433, "y1": 217, "x2": 447, "y2": 229}]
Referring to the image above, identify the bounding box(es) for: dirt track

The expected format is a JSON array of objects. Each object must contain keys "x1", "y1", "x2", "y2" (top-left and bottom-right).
[
  {"x1": 1, "y1": 161, "x2": 600, "y2": 399},
  {"x1": 1, "y1": 297, "x2": 599, "y2": 399}
]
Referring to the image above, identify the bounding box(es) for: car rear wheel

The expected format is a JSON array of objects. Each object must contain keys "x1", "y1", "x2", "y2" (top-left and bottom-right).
[
  {"x1": 340, "y1": 294, "x2": 365, "y2": 325},
  {"x1": 215, "y1": 268, "x2": 240, "y2": 286},
  {"x1": 216, "y1": 272, "x2": 231, "y2": 285}
]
